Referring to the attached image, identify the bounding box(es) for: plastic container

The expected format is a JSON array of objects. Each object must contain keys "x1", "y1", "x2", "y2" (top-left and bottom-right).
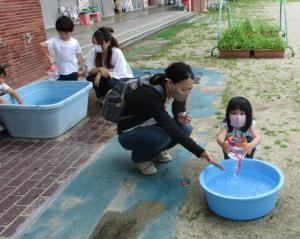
[
  {"x1": 47, "y1": 64, "x2": 59, "y2": 80},
  {"x1": 0, "y1": 80, "x2": 92, "y2": 138},
  {"x1": 199, "y1": 159, "x2": 284, "y2": 220}
]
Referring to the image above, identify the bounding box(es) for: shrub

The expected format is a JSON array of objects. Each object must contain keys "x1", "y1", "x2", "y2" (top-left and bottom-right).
[{"x1": 217, "y1": 19, "x2": 287, "y2": 50}]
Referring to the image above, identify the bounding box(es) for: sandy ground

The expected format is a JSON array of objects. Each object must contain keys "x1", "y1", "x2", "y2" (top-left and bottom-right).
[{"x1": 127, "y1": 1, "x2": 300, "y2": 238}]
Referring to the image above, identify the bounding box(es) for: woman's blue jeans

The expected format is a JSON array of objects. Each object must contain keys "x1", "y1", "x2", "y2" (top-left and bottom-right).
[{"x1": 118, "y1": 123, "x2": 193, "y2": 163}]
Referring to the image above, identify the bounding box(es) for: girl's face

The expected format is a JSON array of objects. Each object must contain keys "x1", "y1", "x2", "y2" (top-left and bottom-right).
[{"x1": 229, "y1": 108, "x2": 246, "y2": 128}]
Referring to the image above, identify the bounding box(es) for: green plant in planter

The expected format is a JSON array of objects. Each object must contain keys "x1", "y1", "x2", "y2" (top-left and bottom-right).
[{"x1": 217, "y1": 19, "x2": 287, "y2": 50}]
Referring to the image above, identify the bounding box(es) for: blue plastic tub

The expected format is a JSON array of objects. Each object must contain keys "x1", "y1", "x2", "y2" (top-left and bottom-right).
[
  {"x1": 199, "y1": 159, "x2": 284, "y2": 220},
  {"x1": 0, "y1": 80, "x2": 92, "y2": 138}
]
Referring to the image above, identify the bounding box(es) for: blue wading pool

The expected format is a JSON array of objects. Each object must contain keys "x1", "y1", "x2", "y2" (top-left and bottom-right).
[
  {"x1": 199, "y1": 159, "x2": 284, "y2": 220},
  {"x1": 0, "y1": 80, "x2": 92, "y2": 138}
]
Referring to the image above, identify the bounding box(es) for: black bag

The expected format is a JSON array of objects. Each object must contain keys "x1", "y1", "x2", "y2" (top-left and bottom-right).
[{"x1": 103, "y1": 73, "x2": 164, "y2": 123}]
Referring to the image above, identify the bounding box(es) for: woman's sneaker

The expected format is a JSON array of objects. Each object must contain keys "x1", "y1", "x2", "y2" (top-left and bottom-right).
[
  {"x1": 152, "y1": 151, "x2": 172, "y2": 163},
  {"x1": 136, "y1": 161, "x2": 157, "y2": 175}
]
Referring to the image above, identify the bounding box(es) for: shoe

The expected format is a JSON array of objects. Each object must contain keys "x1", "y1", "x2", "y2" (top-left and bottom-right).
[
  {"x1": 97, "y1": 96, "x2": 106, "y2": 104},
  {"x1": 0, "y1": 124, "x2": 5, "y2": 132},
  {"x1": 153, "y1": 151, "x2": 172, "y2": 163},
  {"x1": 136, "y1": 161, "x2": 157, "y2": 175}
]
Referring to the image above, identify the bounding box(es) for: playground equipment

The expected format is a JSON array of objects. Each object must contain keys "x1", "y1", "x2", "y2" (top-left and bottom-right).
[{"x1": 211, "y1": 0, "x2": 295, "y2": 57}]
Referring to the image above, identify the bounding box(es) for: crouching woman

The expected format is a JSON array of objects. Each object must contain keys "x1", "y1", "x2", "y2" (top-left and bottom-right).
[{"x1": 117, "y1": 62, "x2": 224, "y2": 175}]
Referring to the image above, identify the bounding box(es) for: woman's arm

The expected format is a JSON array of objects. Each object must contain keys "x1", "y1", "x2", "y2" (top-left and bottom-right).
[
  {"x1": 110, "y1": 48, "x2": 133, "y2": 78},
  {"x1": 202, "y1": 150, "x2": 224, "y2": 170},
  {"x1": 86, "y1": 48, "x2": 110, "y2": 77}
]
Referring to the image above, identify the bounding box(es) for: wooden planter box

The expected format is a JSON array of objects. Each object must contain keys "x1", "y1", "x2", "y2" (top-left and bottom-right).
[
  {"x1": 219, "y1": 50, "x2": 251, "y2": 58},
  {"x1": 254, "y1": 49, "x2": 285, "y2": 58},
  {"x1": 219, "y1": 49, "x2": 285, "y2": 58}
]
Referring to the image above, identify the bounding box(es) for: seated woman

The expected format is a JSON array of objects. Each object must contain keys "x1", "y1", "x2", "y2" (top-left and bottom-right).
[
  {"x1": 117, "y1": 62, "x2": 224, "y2": 175},
  {"x1": 86, "y1": 27, "x2": 133, "y2": 103}
]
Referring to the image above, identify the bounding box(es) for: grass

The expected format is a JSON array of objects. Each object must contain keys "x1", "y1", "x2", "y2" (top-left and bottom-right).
[{"x1": 217, "y1": 19, "x2": 287, "y2": 50}]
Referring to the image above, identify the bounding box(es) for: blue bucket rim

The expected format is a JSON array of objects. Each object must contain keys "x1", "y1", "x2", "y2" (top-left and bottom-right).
[
  {"x1": 199, "y1": 158, "x2": 284, "y2": 201},
  {"x1": 0, "y1": 80, "x2": 93, "y2": 110}
]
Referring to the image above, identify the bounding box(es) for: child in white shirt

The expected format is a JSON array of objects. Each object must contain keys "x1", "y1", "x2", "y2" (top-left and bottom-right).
[
  {"x1": 40, "y1": 16, "x2": 87, "y2": 80},
  {"x1": 0, "y1": 65, "x2": 23, "y2": 105},
  {"x1": 0, "y1": 65, "x2": 23, "y2": 131}
]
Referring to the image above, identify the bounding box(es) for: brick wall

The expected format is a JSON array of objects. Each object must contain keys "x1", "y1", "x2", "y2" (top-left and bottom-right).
[{"x1": 0, "y1": 0, "x2": 48, "y2": 88}]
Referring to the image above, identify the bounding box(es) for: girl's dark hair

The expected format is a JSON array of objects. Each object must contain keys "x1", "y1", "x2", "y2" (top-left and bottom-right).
[
  {"x1": 225, "y1": 96, "x2": 253, "y2": 132},
  {"x1": 150, "y1": 62, "x2": 194, "y2": 85},
  {"x1": 56, "y1": 16, "x2": 74, "y2": 32},
  {"x1": 93, "y1": 27, "x2": 120, "y2": 69},
  {"x1": 0, "y1": 65, "x2": 7, "y2": 77}
]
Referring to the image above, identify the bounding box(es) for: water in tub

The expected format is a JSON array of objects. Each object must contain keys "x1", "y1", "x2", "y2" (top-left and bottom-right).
[{"x1": 207, "y1": 162, "x2": 274, "y2": 198}]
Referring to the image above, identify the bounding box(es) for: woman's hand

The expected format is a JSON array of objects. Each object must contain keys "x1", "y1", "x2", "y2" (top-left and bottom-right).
[
  {"x1": 94, "y1": 72, "x2": 102, "y2": 87},
  {"x1": 202, "y1": 150, "x2": 224, "y2": 171},
  {"x1": 99, "y1": 67, "x2": 110, "y2": 78},
  {"x1": 177, "y1": 112, "x2": 192, "y2": 125}
]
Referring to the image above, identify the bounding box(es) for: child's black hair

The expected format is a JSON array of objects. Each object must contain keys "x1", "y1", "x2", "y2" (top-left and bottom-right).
[
  {"x1": 0, "y1": 65, "x2": 7, "y2": 77},
  {"x1": 225, "y1": 96, "x2": 253, "y2": 132},
  {"x1": 55, "y1": 16, "x2": 74, "y2": 32}
]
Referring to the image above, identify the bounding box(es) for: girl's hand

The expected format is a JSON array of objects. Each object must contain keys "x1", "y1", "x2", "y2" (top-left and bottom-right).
[
  {"x1": 245, "y1": 144, "x2": 254, "y2": 156},
  {"x1": 177, "y1": 112, "x2": 192, "y2": 125},
  {"x1": 222, "y1": 140, "x2": 230, "y2": 154},
  {"x1": 202, "y1": 150, "x2": 224, "y2": 171}
]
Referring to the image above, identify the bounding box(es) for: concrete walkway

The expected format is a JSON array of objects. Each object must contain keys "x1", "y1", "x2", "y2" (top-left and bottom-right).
[
  {"x1": 46, "y1": 6, "x2": 197, "y2": 56},
  {"x1": 16, "y1": 68, "x2": 226, "y2": 239}
]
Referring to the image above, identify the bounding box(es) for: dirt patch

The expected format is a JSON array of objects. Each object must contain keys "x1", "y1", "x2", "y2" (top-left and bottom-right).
[{"x1": 89, "y1": 201, "x2": 165, "y2": 239}]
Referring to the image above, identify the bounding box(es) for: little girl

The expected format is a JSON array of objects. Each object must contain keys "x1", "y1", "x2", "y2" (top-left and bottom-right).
[{"x1": 217, "y1": 96, "x2": 261, "y2": 159}]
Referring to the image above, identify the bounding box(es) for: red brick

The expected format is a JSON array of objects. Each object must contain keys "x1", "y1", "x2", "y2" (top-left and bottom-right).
[
  {"x1": 42, "y1": 182, "x2": 61, "y2": 197},
  {"x1": 0, "y1": 0, "x2": 47, "y2": 86},
  {"x1": 0, "y1": 178, "x2": 10, "y2": 190},
  {"x1": 0, "y1": 205, "x2": 26, "y2": 225},
  {"x1": 13, "y1": 180, "x2": 39, "y2": 196},
  {"x1": 22, "y1": 197, "x2": 47, "y2": 216},
  {"x1": 0, "y1": 195, "x2": 21, "y2": 213},
  {"x1": 35, "y1": 174, "x2": 60, "y2": 189},
  {"x1": 17, "y1": 188, "x2": 44, "y2": 206},
  {"x1": 0, "y1": 186, "x2": 17, "y2": 202},
  {"x1": 0, "y1": 216, "x2": 27, "y2": 237},
  {"x1": 7, "y1": 172, "x2": 33, "y2": 187}
]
